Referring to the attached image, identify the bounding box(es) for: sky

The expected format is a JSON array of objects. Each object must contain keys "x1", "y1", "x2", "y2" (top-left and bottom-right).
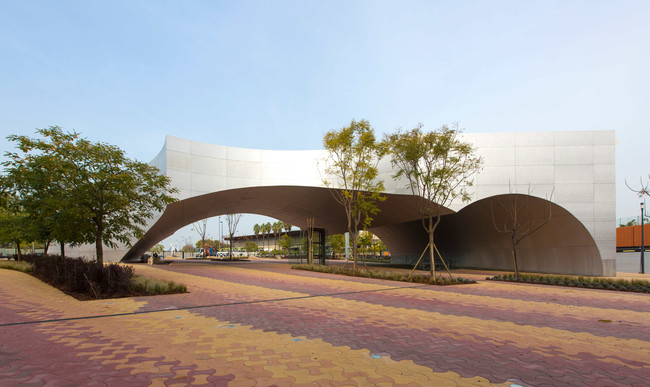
[{"x1": 1, "y1": 1, "x2": 649, "y2": 248}]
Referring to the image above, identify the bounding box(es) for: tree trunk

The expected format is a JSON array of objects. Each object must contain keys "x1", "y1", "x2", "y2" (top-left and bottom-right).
[
  {"x1": 43, "y1": 240, "x2": 50, "y2": 257},
  {"x1": 60, "y1": 241, "x2": 65, "y2": 260},
  {"x1": 15, "y1": 240, "x2": 22, "y2": 261},
  {"x1": 229, "y1": 234, "x2": 234, "y2": 259},
  {"x1": 428, "y1": 216, "x2": 435, "y2": 278},
  {"x1": 95, "y1": 217, "x2": 104, "y2": 266},
  {"x1": 351, "y1": 230, "x2": 358, "y2": 272},
  {"x1": 511, "y1": 234, "x2": 520, "y2": 280}
]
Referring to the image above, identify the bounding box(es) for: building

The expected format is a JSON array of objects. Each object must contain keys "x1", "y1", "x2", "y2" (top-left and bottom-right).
[{"x1": 124, "y1": 131, "x2": 615, "y2": 276}]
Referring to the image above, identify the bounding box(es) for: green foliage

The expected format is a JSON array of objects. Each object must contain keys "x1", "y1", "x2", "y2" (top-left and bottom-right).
[
  {"x1": 244, "y1": 241, "x2": 258, "y2": 252},
  {"x1": 131, "y1": 275, "x2": 187, "y2": 295},
  {"x1": 2, "y1": 127, "x2": 178, "y2": 265},
  {"x1": 384, "y1": 123, "x2": 482, "y2": 276},
  {"x1": 327, "y1": 234, "x2": 345, "y2": 256},
  {"x1": 278, "y1": 234, "x2": 293, "y2": 254},
  {"x1": 0, "y1": 260, "x2": 33, "y2": 273},
  {"x1": 488, "y1": 273, "x2": 650, "y2": 293},
  {"x1": 292, "y1": 264, "x2": 476, "y2": 286},
  {"x1": 151, "y1": 244, "x2": 165, "y2": 254},
  {"x1": 322, "y1": 119, "x2": 386, "y2": 271}
]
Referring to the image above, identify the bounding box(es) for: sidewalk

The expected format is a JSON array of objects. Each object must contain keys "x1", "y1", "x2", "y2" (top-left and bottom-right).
[{"x1": 1, "y1": 261, "x2": 649, "y2": 386}]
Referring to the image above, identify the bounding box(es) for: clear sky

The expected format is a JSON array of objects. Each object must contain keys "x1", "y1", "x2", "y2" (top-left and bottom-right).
[{"x1": 1, "y1": 1, "x2": 649, "y2": 248}]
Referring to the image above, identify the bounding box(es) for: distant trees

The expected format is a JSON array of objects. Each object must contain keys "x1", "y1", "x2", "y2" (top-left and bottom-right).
[
  {"x1": 385, "y1": 123, "x2": 482, "y2": 277},
  {"x1": 1, "y1": 127, "x2": 177, "y2": 265},
  {"x1": 322, "y1": 119, "x2": 386, "y2": 271}
]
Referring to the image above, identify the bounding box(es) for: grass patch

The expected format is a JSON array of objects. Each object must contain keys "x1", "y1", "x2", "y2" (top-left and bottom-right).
[
  {"x1": 132, "y1": 275, "x2": 187, "y2": 295},
  {"x1": 0, "y1": 260, "x2": 34, "y2": 273},
  {"x1": 487, "y1": 272, "x2": 650, "y2": 293},
  {"x1": 292, "y1": 264, "x2": 475, "y2": 285}
]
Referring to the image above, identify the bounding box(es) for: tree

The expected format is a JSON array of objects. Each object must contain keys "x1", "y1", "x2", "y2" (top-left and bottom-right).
[
  {"x1": 491, "y1": 185, "x2": 554, "y2": 280},
  {"x1": 304, "y1": 217, "x2": 315, "y2": 264},
  {"x1": 385, "y1": 123, "x2": 482, "y2": 277},
  {"x1": 262, "y1": 222, "x2": 272, "y2": 252},
  {"x1": 151, "y1": 244, "x2": 165, "y2": 254},
  {"x1": 283, "y1": 222, "x2": 292, "y2": 235},
  {"x1": 322, "y1": 119, "x2": 386, "y2": 271},
  {"x1": 278, "y1": 234, "x2": 293, "y2": 255},
  {"x1": 244, "y1": 241, "x2": 258, "y2": 255},
  {"x1": 181, "y1": 244, "x2": 195, "y2": 252},
  {"x1": 2, "y1": 127, "x2": 177, "y2": 265},
  {"x1": 253, "y1": 223, "x2": 261, "y2": 245},
  {"x1": 2, "y1": 130, "x2": 90, "y2": 258},
  {"x1": 192, "y1": 219, "x2": 208, "y2": 258},
  {"x1": 225, "y1": 213, "x2": 242, "y2": 259},
  {"x1": 327, "y1": 233, "x2": 345, "y2": 258},
  {"x1": 272, "y1": 221, "x2": 283, "y2": 247},
  {"x1": 358, "y1": 231, "x2": 374, "y2": 255}
]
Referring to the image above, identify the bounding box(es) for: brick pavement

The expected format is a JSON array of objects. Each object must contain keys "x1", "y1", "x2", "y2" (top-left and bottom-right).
[{"x1": 1, "y1": 261, "x2": 649, "y2": 386}]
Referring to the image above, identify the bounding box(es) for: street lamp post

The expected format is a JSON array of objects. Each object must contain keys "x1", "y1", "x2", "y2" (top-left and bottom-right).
[
  {"x1": 641, "y1": 202, "x2": 645, "y2": 274},
  {"x1": 202, "y1": 218, "x2": 207, "y2": 259}
]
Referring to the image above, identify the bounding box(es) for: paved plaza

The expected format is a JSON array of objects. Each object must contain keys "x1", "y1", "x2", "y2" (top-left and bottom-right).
[{"x1": 1, "y1": 260, "x2": 649, "y2": 386}]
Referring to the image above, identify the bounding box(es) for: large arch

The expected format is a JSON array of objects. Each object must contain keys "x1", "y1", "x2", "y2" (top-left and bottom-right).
[
  {"x1": 123, "y1": 185, "x2": 453, "y2": 261},
  {"x1": 117, "y1": 131, "x2": 616, "y2": 276},
  {"x1": 434, "y1": 194, "x2": 603, "y2": 276}
]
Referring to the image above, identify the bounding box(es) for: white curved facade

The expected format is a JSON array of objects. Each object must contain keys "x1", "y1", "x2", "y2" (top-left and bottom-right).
[{"x1": 138, "y1": 131, "x2": 615, "y2": 275}]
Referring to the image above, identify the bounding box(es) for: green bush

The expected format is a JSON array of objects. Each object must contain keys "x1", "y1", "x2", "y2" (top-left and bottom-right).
[
  {"x1": 0, "y1": 260, "x2": 34, "y2": 273},
  {"x1": 487, "y1": 272, "x2": 650, "y2": 293},
  {"x1": 132, "y1": 275, "x2": 187, "y2": 295},
  {"x1": 18, "y1": 254, "x2": 187, "y2": 299},
  {"x1": 291, "y1": 264, "x2": 476, "y2": 286}
]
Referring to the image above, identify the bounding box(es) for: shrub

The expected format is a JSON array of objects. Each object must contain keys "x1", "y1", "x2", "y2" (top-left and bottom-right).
[
  {"x1": 19, "y1": 254, "x2": 187, "y2": 299},
  {"x1": 291, "y1": 264, "x2": 476, "y2": 286},
  {"x1": 487, "y1": 272, "x2": 650, "y2": 293},
  {"x1": 132, "y1": 275, "x2": 187, "y2": 295},
  {"x1": 0, "y1": 260, "x2": 33, "y2": 273}
]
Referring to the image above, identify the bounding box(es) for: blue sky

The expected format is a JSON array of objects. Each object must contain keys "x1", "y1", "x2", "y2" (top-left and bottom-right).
[{"x1": 1, "y1": 1, "x2": 649, "y2": 247}]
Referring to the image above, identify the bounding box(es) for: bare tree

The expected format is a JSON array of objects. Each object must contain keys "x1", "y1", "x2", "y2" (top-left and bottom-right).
[
  {"x1": 305, "y1": 217, "x2": 314, "y2": 265},
  {"x1": 225, "y1": 213, "x2": 242, "y2": 259},
  {"x1": 491, "y1": 185, "x2": 554, "y2": 280},
  {"x1": 625, "y1": 175, "x2": 650, "y2": 197},
  {"x1": 191, "y1": 219, "x2": 208, "y2": 258}
]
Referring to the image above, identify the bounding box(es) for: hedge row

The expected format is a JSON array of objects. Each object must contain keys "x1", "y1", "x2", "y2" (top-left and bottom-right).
[
  {"x1": 488, "y1": 273, "x2": 650, "y2": 293},
  {"x1": 20, "y1": 254, "x2": 136, "y2": 299},
  {"x1": 292, "y1": 264, "x2": 475, "y2": 285}
]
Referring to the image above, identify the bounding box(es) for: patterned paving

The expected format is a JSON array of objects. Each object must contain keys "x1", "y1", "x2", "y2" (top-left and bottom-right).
[{"x1": 1, "y1": 261, "x2": 649, "y2": 386}]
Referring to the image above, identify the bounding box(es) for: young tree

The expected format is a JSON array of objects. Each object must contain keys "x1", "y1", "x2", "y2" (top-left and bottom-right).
[
  {"x1": 327, "y1": 234, "x2": 345, "y2": 258},
  {"x1": 304, "y1": 217, "x2": 315, "y2": 264},
  {"x1": 491, "y1": 185, "x2": 554, "y2": 280},
  {"x1": 322, "y1": 119, "x2": 386, "y2": 271},
  {"x1": 278, "y1": 234, "x2": 293, "y2": 255},
  {"x1": 358, "y1": 231, "x2": 374, "y2": 255},
  {"x1": 385, "y1": 123, "x2": 482, "y2": 278},
  {"x1": 225, "y1": 213, "x2": 242, "y2": 259},
  {"x1": 192, "y1": 219, "x2": 208, "y2": 258},
  {"x1": 3, "y1": 127, "x2": 177, "y2": 265},
  {"x1": 244, "y1": 241, "x2": 258, "y2": 255}
]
